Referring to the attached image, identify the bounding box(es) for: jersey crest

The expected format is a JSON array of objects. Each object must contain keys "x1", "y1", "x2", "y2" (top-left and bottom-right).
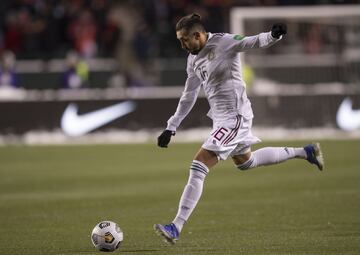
[{"x1": 208, "y1": 50, "x2": 215, "y2": 61}]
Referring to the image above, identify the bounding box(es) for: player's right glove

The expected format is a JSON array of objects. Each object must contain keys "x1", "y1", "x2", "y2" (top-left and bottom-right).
[
  {"x1": 157, "y1": 130, "x2": 175, "y2": 148},
  {"x1": 271, "y1": 23, "x2": 287, "y2": 39}
]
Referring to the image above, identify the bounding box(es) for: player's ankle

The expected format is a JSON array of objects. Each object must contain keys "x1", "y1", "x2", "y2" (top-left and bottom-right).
[
  {"x1": 172, "y1": 218, "x2": 185, "y2": 233},
  {"x1": 294, "y1": 147, "x2": 307, "y2": 159}
]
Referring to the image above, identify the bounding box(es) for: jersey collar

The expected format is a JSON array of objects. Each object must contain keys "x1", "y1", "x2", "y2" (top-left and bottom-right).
[{"x1": 207, "y1": 32, "x2": 213, "y2": 42}]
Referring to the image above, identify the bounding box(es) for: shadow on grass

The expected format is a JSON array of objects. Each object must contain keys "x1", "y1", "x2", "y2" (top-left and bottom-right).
[{"x1": 120, "y1": 249, "x2": 159, "y2": 253}]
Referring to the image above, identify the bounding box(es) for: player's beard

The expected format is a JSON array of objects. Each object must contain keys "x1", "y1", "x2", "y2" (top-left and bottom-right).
[
  {"x1": 184, "y1": 40, "x2": 202, "y2": 55},
  {"x1": 190, "y1": 49, "x2": 200, "y2": 55},
  {"x1": 189, "y1": 47, "x2": 201, "y2": 55}
]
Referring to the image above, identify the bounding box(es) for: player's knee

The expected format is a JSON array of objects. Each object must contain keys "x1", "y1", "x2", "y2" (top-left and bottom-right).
[
  {"x1": 235, "y1": 154, "x2": 255, "y2": 171},
  {"x1": 232, "y1": 152, "x2": 252, "y2": 166},
  {"x1": 194, "y1": 148, "x2": 218, "y2": 169}
]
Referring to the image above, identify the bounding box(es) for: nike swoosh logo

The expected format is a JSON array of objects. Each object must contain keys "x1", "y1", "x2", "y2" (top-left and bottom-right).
[
  {"x1": 61, "y1": 101, "x2": 136, "y2": 136},
  {"x1": 336, "y1": 97, "x2": 360, "y2": 131}
]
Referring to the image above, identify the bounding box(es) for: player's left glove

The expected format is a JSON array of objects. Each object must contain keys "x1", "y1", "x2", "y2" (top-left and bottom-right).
[
  {"x1": 157, "y1": 130, "x2": 175, "y2": 148},
  {"x1": 271, "y1": 23, "x2": 287, "y2": 39}
]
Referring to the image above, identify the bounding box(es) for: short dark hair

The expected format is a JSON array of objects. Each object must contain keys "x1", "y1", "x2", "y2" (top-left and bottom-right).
[{"x1": 175, "y1": 13, "x2": 205, "y2": 34}]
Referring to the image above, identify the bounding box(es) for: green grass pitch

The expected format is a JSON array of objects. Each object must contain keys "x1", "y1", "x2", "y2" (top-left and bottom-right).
[{"x1": 0, "y1": 140, "x2": 360, "y2": 254}]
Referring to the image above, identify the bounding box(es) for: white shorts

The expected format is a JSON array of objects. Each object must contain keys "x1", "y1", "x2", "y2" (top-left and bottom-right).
[{"x1": 202, "y1": 115, "x2": 261, "y2": 161}]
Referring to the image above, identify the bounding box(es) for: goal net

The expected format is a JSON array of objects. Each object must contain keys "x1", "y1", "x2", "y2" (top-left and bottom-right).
[{"x1": 230, "y1": 5, "x2": 360, "y2": 95}]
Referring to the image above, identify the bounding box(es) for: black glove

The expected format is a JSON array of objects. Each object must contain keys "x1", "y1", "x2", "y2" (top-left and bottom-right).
[
  {"x1": 157, "y1": 130, "x2": 175, "y2": 148},
  {"x1": 271, "y1": 23, "x2": 287, "y2": 39}
]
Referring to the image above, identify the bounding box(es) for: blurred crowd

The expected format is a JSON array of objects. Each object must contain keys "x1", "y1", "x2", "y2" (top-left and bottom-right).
[
  {"x1": 1, "y1": 0, "x2": 359, "y2": 60},
  {"x1": 0, "y1": 0, "x2": 359, "y2": 89},
  {"x1": 0, "y1": 0, "x2": 119, "y2": 59}
]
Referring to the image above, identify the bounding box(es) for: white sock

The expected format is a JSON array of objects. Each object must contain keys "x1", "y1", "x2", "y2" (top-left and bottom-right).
[
  {"x1": 172, "y1": 160, "x2": 209, "y2": 233},
  {"x1": 238, "y1": 147, "x2": 306, "y2": 170}
]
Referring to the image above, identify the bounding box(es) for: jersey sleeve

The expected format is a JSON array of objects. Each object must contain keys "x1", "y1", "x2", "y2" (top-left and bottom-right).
[
  {"x1": 166, "y1": 56, "x2": 201, "y2": 132},
  {"x1": 223, "y1": 32, "x2": 281, "y2": 53}
]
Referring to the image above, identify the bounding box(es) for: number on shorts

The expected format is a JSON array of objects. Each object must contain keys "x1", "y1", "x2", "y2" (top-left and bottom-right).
[{"x1": 212, "y1": 127, "x2": 229, "y2": 141}]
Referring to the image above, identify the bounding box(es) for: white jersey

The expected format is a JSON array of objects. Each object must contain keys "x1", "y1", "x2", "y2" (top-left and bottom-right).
[{"x1": 166, "y1": 31, "x2": 281, "y2": 131}]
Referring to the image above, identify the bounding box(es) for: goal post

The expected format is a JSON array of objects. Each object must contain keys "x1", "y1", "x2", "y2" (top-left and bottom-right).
[
  {"x1": 230, "y1": 5, "x2": 360, "y2": 93},
  {"x1": 230, "y1": 5, "x2": 360, "y2": 36}
]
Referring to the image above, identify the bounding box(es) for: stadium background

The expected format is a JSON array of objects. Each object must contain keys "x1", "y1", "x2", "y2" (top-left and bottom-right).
[
  {"x1": 2, "y1": 0, "x2": 360, "y2": 87},
  {"x1": 1, "y1": 0, "x2": 360, "y2": 142}
]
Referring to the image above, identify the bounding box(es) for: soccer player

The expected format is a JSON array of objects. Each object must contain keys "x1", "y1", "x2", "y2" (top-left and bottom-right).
[{"x1": 154, "y1": 13, "x2": 324, "y2": 244}]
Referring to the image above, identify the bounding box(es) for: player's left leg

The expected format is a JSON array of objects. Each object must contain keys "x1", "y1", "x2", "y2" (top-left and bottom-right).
[
  {"x1": 154, "y1": 148, "x2": 218, "y2": 244},
  {"x1": 172, "y1": 148, "x2": 217, "y2": 232}
]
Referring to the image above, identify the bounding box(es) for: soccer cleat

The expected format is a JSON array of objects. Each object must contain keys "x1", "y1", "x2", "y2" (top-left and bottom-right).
[
  {"x1": 304, "y1": 142, "x2": 324, "y2": 171},
  {"x1": 153, "y1": 223, "x2": 179, "y2": 245}
]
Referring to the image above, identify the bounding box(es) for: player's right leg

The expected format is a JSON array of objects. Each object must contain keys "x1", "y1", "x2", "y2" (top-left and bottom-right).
[{"x1": 233, "y1": 143, "x2": 324, "y2": 171}]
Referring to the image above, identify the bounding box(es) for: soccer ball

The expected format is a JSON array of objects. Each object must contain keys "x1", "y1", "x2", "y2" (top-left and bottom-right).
[{"x1": 91, "y1": 221, "x2": 123, "y2": 252}]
